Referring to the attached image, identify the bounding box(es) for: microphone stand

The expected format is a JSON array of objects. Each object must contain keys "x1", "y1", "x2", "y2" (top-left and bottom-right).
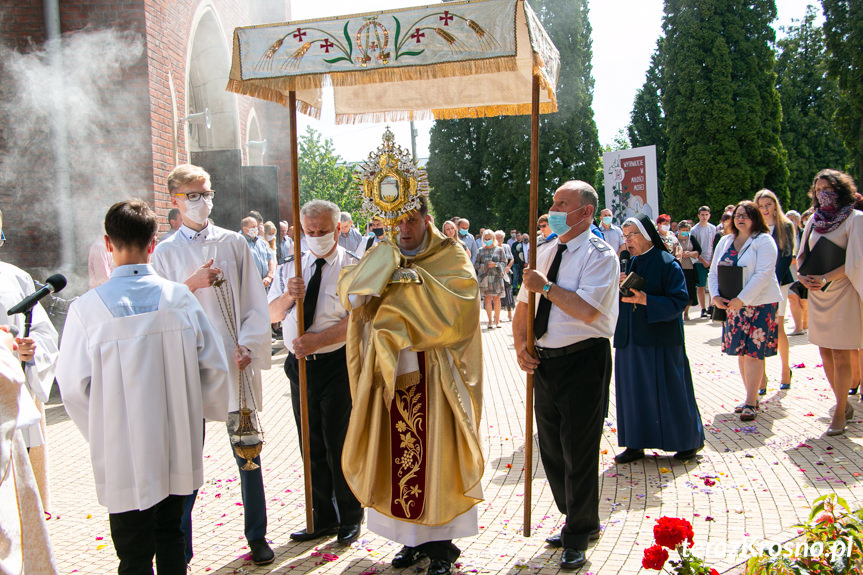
[{"x1": 21, "y1": 308, "x2": 32, "y2": 371}]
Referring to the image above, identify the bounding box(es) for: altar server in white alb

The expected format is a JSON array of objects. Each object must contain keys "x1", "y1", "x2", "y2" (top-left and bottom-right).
[
  {"x1": 57, "y1": 199, "x2": 229, "y2": 574},
  {"x1": 152, "y1": 164, "x2": 275, "y2": 565},
  {"x1": 0, "y1": 207, "x2": 59, "y2": 511},
  {"x1": 0, "y1": 326, "x2": 58, "y2": 575}
]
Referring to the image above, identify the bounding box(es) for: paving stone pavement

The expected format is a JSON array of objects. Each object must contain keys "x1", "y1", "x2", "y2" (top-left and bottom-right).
[{"x1": 44, "y1": 315, "x2": 863, "y2": 574}]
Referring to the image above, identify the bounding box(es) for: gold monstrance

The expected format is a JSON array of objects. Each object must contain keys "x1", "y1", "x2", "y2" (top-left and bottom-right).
[{"x1": 354, "y1": 127, "x2": 429, "y2": 283}]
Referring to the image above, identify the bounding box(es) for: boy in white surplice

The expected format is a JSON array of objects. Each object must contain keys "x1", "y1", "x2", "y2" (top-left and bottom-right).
[{"x1": 57, "y1": 200, "x2": 229, "y2": 574}]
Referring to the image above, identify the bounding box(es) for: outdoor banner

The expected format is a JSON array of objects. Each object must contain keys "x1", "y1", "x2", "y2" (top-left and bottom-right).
[{"x1": 603, "y1": 145, "x2": 658, "y2": 225}]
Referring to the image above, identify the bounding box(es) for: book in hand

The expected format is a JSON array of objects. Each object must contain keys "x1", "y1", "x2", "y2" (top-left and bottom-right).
[
  {"x1": 716, "y1": 265, "x2": 743, "y2": 299},
  {"x1": 798, "y1": 237, "x2": 845, "y2": 292},
  {"x1": 619, "y1": 271, "x2": 646, "y2": 297}
]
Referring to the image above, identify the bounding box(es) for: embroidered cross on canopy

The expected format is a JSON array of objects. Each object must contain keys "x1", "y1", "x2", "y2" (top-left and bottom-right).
[{"x1": 227, "y1": 0, "x2": 559, "y2": 124}]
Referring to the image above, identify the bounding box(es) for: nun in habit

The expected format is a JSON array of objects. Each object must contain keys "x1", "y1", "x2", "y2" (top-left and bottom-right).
[{"x1": 613, "y1": 213, "x2": 705, "y2": 464}]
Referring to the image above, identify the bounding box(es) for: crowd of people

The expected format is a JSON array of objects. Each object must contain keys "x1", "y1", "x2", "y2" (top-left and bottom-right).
[{"x1": 1, "y1": 163, "x2": 861, "y2": 575}]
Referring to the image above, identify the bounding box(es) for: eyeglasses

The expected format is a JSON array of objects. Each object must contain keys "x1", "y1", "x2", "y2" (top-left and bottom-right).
[
  {"x1": 174, "y1": 191, "x2": 215, "y2": 201},
  {"x1": 622, "y1": 233, "x2": 641, "y2": 240},
  {"x1": 734, "y1": 214, "x2": 751, "y2": 220}
]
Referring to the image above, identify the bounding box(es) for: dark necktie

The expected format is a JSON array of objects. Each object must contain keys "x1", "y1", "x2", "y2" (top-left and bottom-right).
[
  {"x1": 534, "y1": 243, "x2": 568, "y2": 340},
  {"x1": 303, "y1": 258, "x2": 326, "y2": 331}
]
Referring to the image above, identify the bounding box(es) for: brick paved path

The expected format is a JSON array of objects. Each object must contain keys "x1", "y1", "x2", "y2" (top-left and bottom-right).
[{"x1": 45, "y1": 316, "x2": 863, "y2": 574}]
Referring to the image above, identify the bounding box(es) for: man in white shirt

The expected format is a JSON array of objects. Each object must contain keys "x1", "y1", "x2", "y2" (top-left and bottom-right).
[
  {"x1": 58, "y1": 199, "x2": 229, "y2": 574},
  {"x1": 513, "y1": 181, "x2": 619, "y2": 571},
  {"x1": 152, "y1": 165, "x2": 274, "y2": 566},
  {"x1": 690, "y1": 206, "x2": 717, "y2": 317},
  {"x1": 268, "y1": 199, "x2": 363, "y2": 544}
]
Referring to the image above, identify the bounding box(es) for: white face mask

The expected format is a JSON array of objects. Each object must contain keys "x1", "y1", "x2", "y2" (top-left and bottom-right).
[
  {"x1": 184, "y1": 197, "x2": 212, "y2": 226},
  {"x1": 306, "y1": 233, "x2": 336, "y2": 257},
  {"x1": 659, "y1": 224, "x2": 670, "y2": 233},
  {"x1": 248, "y1": 227, "x2": 259, "y2": 238},
  {"x1": 265, "y1": 233, "x2": 275, "y2": 242}
]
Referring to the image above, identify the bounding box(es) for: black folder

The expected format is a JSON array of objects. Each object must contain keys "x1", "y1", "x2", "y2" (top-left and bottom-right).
[
  {"x1": 716, "y1": 265, "x2": 743, "y2": 299},
  {"x1": 798, "y1": 237, "x2": 846, "y2": 276}
]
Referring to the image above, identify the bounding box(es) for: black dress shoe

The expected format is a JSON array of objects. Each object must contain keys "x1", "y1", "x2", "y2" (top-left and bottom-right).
[
  {"x1": 674, "y1": 445, "x2": 703, "y2": 461},
  {"x1": 392, "y1": 546, "x2": 427, "y2": 568},
  {"x1": 614, "y1": 448, "x2": 644, "y2": 464},
  {"x1": 337, "y1": 523, "x2": 361, "y2": 544},
  {"x1": 289, "y1": 524, "x2": 339, "y2": 542},
  {"x1": 545, "y1": 529, "x2": 600, "y2": 548},
  {"x1": 560, "y1": 548, "x2": 587, "y2": 570},
  {"x1": 249, "y1": 539, "x2": 275, "y2": 565},
  {"x1": 427, "y1": 558, "x2": 453, "y2": 575}
]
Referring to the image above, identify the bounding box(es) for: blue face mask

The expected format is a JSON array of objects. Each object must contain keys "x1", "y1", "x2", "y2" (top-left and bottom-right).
[
  {"x1": 483, "y1": 239, "x2": 494, "y2": 246},
  {"x1": 548, "y1": 206, "x2": 587, "y2": 237},
  {"x1": 602, "y1": 216, "x2": 613, "y2": 225},
  {"x1": 679, "y1": 231, "x2": 690, "y2": 238},
  {"x1": 458, "y1": 228, "x2": 468, "y2": 237}
]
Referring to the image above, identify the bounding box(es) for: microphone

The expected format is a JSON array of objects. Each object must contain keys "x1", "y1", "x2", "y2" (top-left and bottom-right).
[
  {"x1": 619, "y1": 250, "x2": 631, "y2": 273},
  {"x1": 7, "y1": 274, "x2": 67, "y2": 315}
]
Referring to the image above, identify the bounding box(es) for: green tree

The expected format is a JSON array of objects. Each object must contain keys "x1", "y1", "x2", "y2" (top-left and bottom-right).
[
  {"x1": 775, "y1": 6, "x2": 847, "y2": 210},
  {"x1": 662, "y1": 0, "x2": 788, "y2": 217},
  {"x1": 821, "y1": 0, "x2": 863, "y2": 178},
  {"x1": 427, "y1": 0, "x2": 600, "y2": 231},
  {"x1": 628, "y1": 39, "x2": 667, "y2": 201},
  {"x1": 297, "y1": 126, "x2": 359, "y2": 217}
]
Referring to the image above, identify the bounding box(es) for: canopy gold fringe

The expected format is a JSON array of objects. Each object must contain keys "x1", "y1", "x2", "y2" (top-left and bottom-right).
[
  {"x1": 229, "y1": 55, "x2": 520, "y2": 94},
  {"x1": 334, "y1": 100, "x2": 556, "y2": 125},
  {"x1": 225, "y1": 79, "x2": 322, "y2": 118},
  {"x1": 327, "y1": 57, "x2": 518, "y2": 89}
]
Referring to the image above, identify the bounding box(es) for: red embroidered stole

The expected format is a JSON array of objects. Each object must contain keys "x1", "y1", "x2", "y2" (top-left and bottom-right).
[{"x1": 389, "y1": 351, "x2": 428, "y2": 519}]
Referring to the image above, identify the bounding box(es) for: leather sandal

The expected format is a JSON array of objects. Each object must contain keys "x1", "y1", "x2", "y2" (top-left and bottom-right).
[
  {"x1": 739, "y1": 405, "x2": 757, "y2": 421},
  {"x1": 735, "y1": 401, "x2": 757, "y2": 414}
]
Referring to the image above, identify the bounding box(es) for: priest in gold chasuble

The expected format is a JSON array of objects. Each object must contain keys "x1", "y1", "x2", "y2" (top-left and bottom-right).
[{"x1": 338, "y1": 196, "x2": 483, "y2": 575}]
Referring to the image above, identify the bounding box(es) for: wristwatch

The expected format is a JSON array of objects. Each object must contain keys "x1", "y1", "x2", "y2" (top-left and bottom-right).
[{"x1": 542, "y1": 281, "x2": 553, "y2": 297}]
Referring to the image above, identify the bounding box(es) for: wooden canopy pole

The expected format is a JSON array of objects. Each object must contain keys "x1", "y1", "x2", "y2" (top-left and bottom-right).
[
  {"x1": 288, "y1": 91, "x2": 315, "y2": 533},
  {"x1": 523, "y1": 71, "x2": 541, "y2": 537}
]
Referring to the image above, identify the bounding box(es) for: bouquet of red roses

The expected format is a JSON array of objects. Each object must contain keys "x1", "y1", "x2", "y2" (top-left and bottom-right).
[{"x1": 642, "y1": 516, "x2": 717, "y2": 575}]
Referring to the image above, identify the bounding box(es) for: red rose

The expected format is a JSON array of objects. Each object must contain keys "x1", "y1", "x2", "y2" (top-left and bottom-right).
[
  {"x1": 642, "y1": 544, "x2": 669, "y2": 570},
  {"x1": 710, "y1": 570, "x2": 720, "y2": 575},
  {"x1": 654, "y1": 516, "x2": 695, "y2": 549}
]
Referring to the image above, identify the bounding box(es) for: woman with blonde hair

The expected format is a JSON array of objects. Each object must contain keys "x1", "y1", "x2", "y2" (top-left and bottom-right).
[
  {"x1": 263, "y1": 221, "x2": 277, "y2": 256},
  {"x1": 754, "y1": 189, "x2": 796, "y2": 392}
]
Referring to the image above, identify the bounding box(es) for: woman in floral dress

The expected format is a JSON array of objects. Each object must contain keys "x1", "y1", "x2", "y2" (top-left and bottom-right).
[
  {"x1": 709, "y1": 201, "x2": 782, "y2": 422},
  {"x1": 474, "y1": 229, "x2": 506, "y2": 328}
]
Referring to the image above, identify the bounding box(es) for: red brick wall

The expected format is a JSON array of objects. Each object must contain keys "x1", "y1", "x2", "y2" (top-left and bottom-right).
[{"x1": 0, "y1": 0, "x2": 293, "y2": 285}]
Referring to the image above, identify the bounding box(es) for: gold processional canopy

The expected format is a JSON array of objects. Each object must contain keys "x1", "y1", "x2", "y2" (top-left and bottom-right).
[{"x1": 226, "y1": 0, "x2": 560, "y2": 124}]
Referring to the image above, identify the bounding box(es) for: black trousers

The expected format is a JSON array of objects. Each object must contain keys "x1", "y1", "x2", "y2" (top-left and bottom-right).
[
  {"x1": 415, "y1": 540, "x2": 460, "y2": 562},
  {"x1": 534, "y1": 338, "x2": 611, "y2": 550},
  {"x1": 285, "y1": 348, "x2": 363, "y2": 527},
  {"x1": 109, "y1": 494, "x2": 186, "y2": 575}
]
